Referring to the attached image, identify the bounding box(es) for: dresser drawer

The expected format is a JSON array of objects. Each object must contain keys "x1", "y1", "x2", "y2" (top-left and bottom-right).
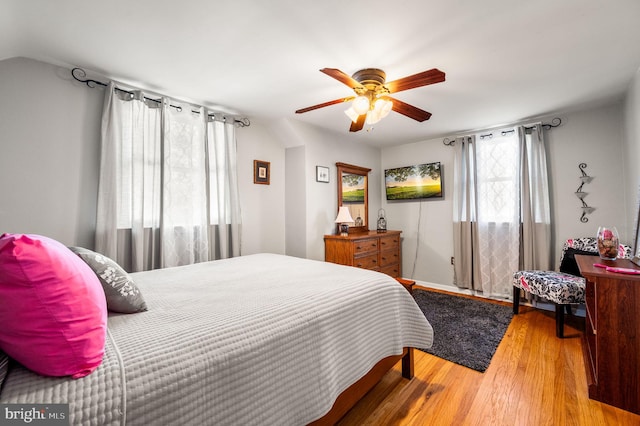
[
  {"x1": 353, "y1": 238, "x2": 378, "y2": 255},
  {"x1": 380, "y1": 249, "x2": 399, "y2": 267},
  {"x1": 353, "y1": 253, "x2": 379, "y2": 270},
  {"x1": 379, "y1": 234, "x2": 399, "y2": 251},
  {"x1": 324, "y1": 231, "x2": 402, "y2": 278},
  {"x1": 380, "y1": 264, "x2": 400, "y2": 277}
]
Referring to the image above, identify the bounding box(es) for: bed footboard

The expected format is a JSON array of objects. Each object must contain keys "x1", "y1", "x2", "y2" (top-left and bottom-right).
[{"x1": 308, "y1": 347, "x2": 414, "y2": 425}]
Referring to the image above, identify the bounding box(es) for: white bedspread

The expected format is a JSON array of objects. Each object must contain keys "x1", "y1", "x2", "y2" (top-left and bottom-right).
[{"x1": 1, "y1": 253, "x2": 433, "y2": 425}]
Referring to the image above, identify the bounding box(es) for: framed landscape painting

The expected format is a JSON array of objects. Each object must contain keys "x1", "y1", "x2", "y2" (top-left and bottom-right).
[
  {"x1": 384, "y1": 162, "x2": 443, "y2": 201},
  {"x1": 342, "y1": 172, "x2": 365, "y2": 203}
]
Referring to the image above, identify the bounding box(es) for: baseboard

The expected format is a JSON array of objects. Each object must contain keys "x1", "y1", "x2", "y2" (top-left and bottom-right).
[
  {"x1": 412, "y1": 280, "x2": 474, "y2": 296},
  {"x1": 411, "y1": 279, "x2": 586, "y2": 318}
]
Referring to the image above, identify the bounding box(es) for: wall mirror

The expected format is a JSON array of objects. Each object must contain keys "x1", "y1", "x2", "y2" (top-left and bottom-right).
[{"x1": 336, "y1": 162, "x2": 370, "y2": 234}]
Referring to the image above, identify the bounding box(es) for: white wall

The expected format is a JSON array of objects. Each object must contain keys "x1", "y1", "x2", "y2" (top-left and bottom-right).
[
  {"x1": 303, "y1": 127, "x2": 381, "y2": 261},
  {"x1": 380, "y1": 140, "x2": 454, "y2": 285},
  {"x1": 285, "y1": 145, "x2": 306, "y2": 258},
  {"x1": 274, "y1": 119, "x2": 381, "y2": 261},
  {"x1": 381, "y1": 104, "x2": 629, "y2": 289},
  {"x1": 623, "y1": 67, "x2": 640, "y2": 251},
  {"x1": 236, "y1": 120, "x2": 286, "y2": 255},
  {"x1": 3, "y1": 57, "x2": 636, "y2": 279},
  {"x1": 0, "y1": 57, "x2": 286, "y2": 256},
  {"x1": 547, "y1": 104, "x2": 628, "y2": 257},
  {"x1": 0, "y1": 57, "x2": 102, "y2": 247}
]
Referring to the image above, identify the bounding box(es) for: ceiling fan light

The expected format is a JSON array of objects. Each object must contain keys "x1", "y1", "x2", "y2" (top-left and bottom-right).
[
  {"x1": 344, "y1": 107, "x2": 360, "y2": 123},
  {"x1": 378, "y1": 99, "x2": 393, "y2": 118},
  {"x1": 352, "y1": 96, "x2": 370, "y2": 115},
  {"x1": 365, "y1": 99, "x2": 393, "y2": 125},
  {"x1": 366, "y1": 109, "x2": 382, "y2": 125}
]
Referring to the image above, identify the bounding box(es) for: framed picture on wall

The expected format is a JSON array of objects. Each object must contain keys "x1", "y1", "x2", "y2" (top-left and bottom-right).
[
  {"x1": 316, "y1": 166, "x2": 329, "y2": 183},
  {"x1": 384, "y1": 161, "x2": 443, "y2": 201},
  {"x1": 253, "y1": 160, "x2": 270, "y2": 185}
]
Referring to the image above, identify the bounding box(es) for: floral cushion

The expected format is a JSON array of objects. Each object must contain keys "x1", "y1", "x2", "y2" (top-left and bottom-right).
[
  {"x1": 513, "y1": 270, "x2": 586, "y2": 304},
  {"x1": 514, "y1": 237, "x2": 632, "y2": 305},
  {"x1": 560, "y1": 237, "x2": 632, "y2": 263}
]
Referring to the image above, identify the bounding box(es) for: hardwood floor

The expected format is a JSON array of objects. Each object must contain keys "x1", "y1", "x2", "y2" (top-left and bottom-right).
[{"x1": 338, "y1": 287, "x2": 640, "y2": 426}]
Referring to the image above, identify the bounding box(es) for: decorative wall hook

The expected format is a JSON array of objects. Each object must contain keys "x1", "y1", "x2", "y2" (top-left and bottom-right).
[{"x1": 576, "y1": 163, "x2": 595, "y2": 222}]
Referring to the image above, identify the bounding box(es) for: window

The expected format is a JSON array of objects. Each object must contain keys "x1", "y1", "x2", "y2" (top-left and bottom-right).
[{"x1": 475, "y1": 133, "x2": 519, "y2": 223}]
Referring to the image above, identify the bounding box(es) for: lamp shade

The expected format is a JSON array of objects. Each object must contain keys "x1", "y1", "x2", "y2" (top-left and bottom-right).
[
  {"x1": 344, "y1": 107, "x2": 360, "y2": 123},
  {"x1": 365, "y1": 99, "x2": 393, "y2": 125},
  {"x1": 335, "y1": 206, "x2": 354, "y2": 223},
  {"x1": 352, "y1": 96, "x2": 370, "y2": 115},
  {"x1": 378, "y1": 99, "x2": 393, "y2": 118}
]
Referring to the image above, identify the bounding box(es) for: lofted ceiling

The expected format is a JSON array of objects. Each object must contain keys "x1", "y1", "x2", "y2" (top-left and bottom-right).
[{"x1": 2, "y1": 0, "x2": 640, "y2": 147}]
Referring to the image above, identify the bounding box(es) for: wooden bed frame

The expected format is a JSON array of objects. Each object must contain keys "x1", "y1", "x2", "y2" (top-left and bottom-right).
[{"x1": 309, "y1": 347, "x2": 414, "y2": 425}]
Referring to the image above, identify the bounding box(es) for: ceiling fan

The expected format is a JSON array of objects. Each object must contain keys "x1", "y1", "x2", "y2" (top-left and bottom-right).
[{"x1": 295, "y1": 67, "x2": 445, "y2": 132}]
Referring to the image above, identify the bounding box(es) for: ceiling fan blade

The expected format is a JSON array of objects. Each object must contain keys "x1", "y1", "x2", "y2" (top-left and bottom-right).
[
  {"x1": 349, "y1": 114, "x2": 366, "y2": 132},
  {"x1": 295, "y1": 97, "x2": 354, "y2": 114},
  {"x1": 385, "y1": 68, "x2": 445, "y2": 94},
  {"x1": 384, "y1": 96, "x2": 432, "y2": 122},
  {"x1": 320, "y1": 68, "x2": 364, "y2": 89}
]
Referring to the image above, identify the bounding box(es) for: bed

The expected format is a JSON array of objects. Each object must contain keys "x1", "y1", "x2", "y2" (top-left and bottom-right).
[{"x1": 0, "y1": 252, "x2": 433, "y2": 425}]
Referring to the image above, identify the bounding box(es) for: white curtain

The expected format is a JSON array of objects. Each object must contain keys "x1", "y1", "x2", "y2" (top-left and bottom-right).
[
  {"x1": 452, "y1": 124, "x2": 551, "y2": 298},
  {"x1": 96, "y1": 83, "x2": 242, "y2": 272},
  {"x1": 475, "y1": 131, "x2": 521, "y2": 298}
]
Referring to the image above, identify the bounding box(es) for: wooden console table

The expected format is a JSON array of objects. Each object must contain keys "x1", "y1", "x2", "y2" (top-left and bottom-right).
[
  {"x1": 576, "y1": 255, "x2": 640, "y2": 415},
  {"x1": 324, "y1": 230, "x2": 401, "y2": 277}
]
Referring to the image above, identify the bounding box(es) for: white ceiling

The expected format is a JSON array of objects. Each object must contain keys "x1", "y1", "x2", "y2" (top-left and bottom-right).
[{"x1": 3, "y1": 0, "x2": 640, "y2": 147}]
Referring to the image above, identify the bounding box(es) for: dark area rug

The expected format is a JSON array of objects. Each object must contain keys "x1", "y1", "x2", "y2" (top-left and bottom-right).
[{"x1": 413, "y1": 289, "x2": 513, "y2": 372}]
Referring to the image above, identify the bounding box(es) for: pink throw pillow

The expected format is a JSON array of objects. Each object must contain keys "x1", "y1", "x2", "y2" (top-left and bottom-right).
[{"x1": 0, "y1": 233, "x2": 107, "y2": 378}]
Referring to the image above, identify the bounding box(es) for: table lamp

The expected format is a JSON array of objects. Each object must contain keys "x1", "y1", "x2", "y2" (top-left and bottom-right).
[{"x1": 335, "y1": 206, "x2": 354, "y2": 236}]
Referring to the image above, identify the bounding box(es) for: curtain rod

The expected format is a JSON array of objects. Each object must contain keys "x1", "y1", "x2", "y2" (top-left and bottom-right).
[
  {"x1": 442, "y1": 117, "x2": 561, "y2": 146},
  {"x1": 71, "y1": 68, "x2": 250, "y2": 127}
]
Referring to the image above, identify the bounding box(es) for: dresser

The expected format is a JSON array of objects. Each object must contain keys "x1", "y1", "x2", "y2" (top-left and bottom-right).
[
  {"x1": 324, "y1": 230, "x2": 402, "y2": 277},
  {"x1": 576, "y1": 255, "x2": 640, "y2": 415}
]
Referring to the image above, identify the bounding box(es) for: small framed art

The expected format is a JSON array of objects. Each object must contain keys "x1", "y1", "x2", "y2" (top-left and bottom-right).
[
  {"x1": 316, "y1": 166, "x2": 330, "y2": 183},
  {"x1": 253, "y1": 160, "x2": 270, "y2": 185}
]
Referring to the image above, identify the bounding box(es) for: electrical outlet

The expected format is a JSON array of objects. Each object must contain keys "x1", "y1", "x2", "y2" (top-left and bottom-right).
[{"x1": 450, "y1": 256, "x2": 455, "y2": 265}]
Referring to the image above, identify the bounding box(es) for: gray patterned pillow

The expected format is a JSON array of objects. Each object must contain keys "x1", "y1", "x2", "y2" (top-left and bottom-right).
[{"x1": 68, "y1": 247, "x2": 147, "y2": 313}]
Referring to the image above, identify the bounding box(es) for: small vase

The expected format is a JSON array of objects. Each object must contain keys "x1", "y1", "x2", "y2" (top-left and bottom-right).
[{"x1": 597, "y1": 226, "x2": 619, "y2": 260}]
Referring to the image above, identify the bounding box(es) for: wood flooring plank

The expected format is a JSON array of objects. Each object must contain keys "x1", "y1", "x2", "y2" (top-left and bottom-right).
[{"x1": 337, "y1": 289, "x2": 640, "y2": 426}]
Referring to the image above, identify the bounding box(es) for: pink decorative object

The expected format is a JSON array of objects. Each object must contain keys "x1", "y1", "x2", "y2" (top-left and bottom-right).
[
  {"x1": 0, "y1": 234, "x2": 107, "y2": 378},
  {"x1": 596, "y1": 226, "x2": 619, "y2": 260}
]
